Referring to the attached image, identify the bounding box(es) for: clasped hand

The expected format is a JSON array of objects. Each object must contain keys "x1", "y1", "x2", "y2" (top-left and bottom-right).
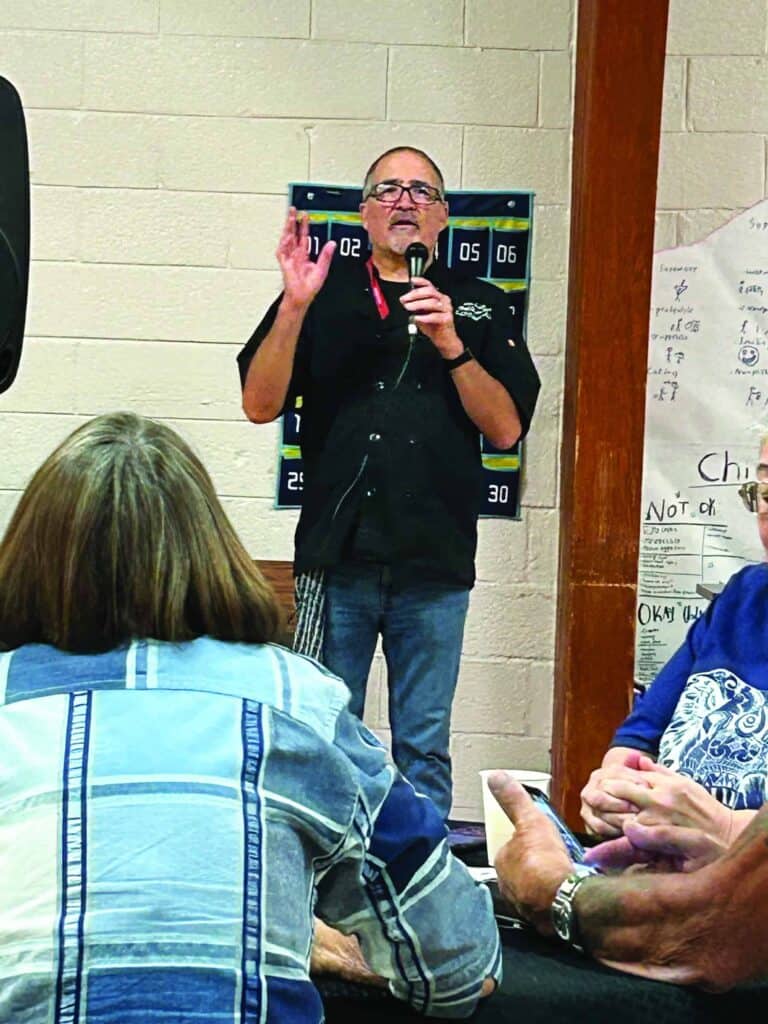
[{"x1": 580, "y1": 749, "x2": 734, "y2": 845}]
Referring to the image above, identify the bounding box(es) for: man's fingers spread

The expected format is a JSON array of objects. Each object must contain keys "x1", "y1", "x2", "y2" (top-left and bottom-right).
[
  {"x1": 315, "y1": 241, "x2": 337, "y2": 273},
  {"x1": 281, "y1": 207, "x2": 297, "y2": 238},
  {"x1": 278, "y1": 210, "x2": 301, "y2": 255}
]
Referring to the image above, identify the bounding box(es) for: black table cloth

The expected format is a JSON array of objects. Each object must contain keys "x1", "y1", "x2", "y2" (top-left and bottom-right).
[{"x1": 319, "y1": 924, "x2": 768, "y2": 1023}]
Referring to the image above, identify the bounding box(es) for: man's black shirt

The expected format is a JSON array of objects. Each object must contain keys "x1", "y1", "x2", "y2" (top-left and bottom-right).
[{"x1": 237, "y1": 257, "x2": 540, "y2": 588}]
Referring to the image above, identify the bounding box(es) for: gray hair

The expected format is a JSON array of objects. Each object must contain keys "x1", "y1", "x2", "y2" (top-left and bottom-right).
[{"x1": 362, "y1": 146, "x2": 445, "y2": 199}]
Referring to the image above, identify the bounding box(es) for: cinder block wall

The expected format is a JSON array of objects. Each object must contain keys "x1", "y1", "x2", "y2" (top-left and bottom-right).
[
  {"x1": 654, "y1": 0, "x2": 768, "y2": 252},
  {"x1": 0, "y1": 0, "x2": 574, "y2": 818}
]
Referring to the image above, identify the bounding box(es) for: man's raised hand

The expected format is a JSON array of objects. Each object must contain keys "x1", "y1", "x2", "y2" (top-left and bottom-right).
[{"x1": 276, "y1": 207, "x2": 336, "y2": 310}]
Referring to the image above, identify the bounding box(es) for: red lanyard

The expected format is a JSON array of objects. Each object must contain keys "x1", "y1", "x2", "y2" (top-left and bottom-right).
[{"x1": 365, "y1": 257, "x2": 390, "y2": 320}]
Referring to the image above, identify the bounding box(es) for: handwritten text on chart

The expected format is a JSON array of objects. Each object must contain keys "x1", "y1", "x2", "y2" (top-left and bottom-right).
[
  {"x1": 638, "y1": 204, "x2": 768, "y2": 682},
  {"x1": 637, "y1": 602, "x2": 703, "y2": 626}
]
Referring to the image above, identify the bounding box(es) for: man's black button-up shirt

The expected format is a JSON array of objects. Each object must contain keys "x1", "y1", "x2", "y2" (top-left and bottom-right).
[{"x1": 237, "y1": 258, "x2": 540, "y2": 589}]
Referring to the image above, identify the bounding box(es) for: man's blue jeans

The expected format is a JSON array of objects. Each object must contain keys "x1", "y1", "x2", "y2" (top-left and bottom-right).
[{"x1": 322, "y1": 563, "x2": 470, "y2": 819}]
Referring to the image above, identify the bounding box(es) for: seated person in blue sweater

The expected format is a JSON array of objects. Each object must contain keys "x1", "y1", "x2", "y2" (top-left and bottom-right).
[
  {"x1": 0, "y1": 412, "x2": 498, "y2": 1024},
  {"x1": 581, "y1": 436, "x2": 768, "y2": 849}
]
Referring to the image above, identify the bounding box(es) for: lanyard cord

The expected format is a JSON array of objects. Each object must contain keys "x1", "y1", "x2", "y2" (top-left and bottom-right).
[
  {"x1": 366, "y1": 257, "x2": 414, "y2": 389},
  {"x1": 365, "y1": 257, "x2": 390, "y2": 320}
]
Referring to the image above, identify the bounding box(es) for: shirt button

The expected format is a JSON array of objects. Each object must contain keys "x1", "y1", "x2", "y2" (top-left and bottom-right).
[
  {"x1": 365, "y1": 487, "x2": 377, "y2": 498},
  {"x1": 374, "y1": 380, "x2": 386, "y2": 391},
  {"x1": 408, "y1": 437, "x2": 417, "y2": 446},
  {"x1": 404, "y1": 491, "x2": 414, "y2": 499},
  {"x1": 369, "y1": 432, "x2": 381, "y2": 442},
  {"x1": 415, "y1": 382, "x2": 423, "y2": 391}
]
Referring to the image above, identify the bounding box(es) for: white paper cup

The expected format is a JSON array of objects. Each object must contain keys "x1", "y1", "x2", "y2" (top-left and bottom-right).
[{"x1": 479, "y1": 769, "x2": 552, "y2": 866}]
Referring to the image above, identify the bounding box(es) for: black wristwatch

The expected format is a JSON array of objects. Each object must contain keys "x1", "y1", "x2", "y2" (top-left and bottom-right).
[
  {"x1": 443, "y1": 347, "x2": 474, "y2": 371},
  {"x1": 550, "y1": 866, "x2": 599, "y2": 953}
]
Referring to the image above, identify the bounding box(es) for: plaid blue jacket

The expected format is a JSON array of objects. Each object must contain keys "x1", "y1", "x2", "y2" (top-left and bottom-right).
[{"x1": 0, "y1": 637, "x2": 500, "y2": 1023}]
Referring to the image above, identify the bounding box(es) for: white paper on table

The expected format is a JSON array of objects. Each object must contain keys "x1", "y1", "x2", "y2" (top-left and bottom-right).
[{"x1": 466, "y1": 866, "x2": 497, "y2": 882}]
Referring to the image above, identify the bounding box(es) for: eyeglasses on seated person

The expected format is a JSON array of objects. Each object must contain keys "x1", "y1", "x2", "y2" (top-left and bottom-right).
[{"x1": 738, "y1": 480, "x2": 768, "y2": 513}]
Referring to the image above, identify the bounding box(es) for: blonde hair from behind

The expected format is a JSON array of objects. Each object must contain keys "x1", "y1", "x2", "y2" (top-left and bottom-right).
[{"x1": 0, "y1": 412, "x2": 281, "y2": 652}]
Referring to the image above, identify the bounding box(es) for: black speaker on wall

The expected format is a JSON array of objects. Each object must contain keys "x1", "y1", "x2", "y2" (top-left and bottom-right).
[{"x1": 0, "y1": 76, "x2": 29, "y2": 395}]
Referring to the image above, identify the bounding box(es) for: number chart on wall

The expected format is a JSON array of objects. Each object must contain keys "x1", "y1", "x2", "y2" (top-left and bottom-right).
[{"x1": 276, "y1": 183, "x2": 534, "y2": 519}]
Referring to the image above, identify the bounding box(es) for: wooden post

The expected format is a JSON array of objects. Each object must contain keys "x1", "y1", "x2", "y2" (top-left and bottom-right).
[{"x1": 552, "y1": 0, "x2": 670, "y2": 824}]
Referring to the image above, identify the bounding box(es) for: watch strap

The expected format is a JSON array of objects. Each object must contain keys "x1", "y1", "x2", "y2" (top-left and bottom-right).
[
  {"x1": 550, "y1": 867, "x2": 597, "y2": 953},
  {"x1": 444, "y1": 347, "x2": 474, "y2": 371}
]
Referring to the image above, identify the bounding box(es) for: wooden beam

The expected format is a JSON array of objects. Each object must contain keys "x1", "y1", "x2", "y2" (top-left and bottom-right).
[
  {"x1": 256, "y1": 559, "x2": 295, "y2": 644},
  {"x1": 552, "y1": 0, "x2": 669, "y2": 824}
]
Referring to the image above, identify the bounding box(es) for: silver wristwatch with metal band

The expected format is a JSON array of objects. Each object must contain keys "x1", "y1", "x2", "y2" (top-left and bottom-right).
[{"x1": 550, "y1": 866, "x2": 599, "y2": 953}]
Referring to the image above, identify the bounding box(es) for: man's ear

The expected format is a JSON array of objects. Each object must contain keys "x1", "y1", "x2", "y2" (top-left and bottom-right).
[{"x1": 359, "y1": 201, "x2": 369, "y2": 234}]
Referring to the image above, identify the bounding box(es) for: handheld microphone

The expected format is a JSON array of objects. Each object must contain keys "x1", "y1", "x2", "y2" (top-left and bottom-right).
[
  {"x1": 405, "y1": 242, "x2": 429, "y2": 336},
  {"x1": 405, "y1": 241, "x2": 428, "y2": 282}
]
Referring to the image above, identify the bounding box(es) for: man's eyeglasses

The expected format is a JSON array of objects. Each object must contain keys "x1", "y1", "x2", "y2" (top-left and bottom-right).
[
  {"x1": 364, "y1": 182, "x2": 444, "y2": 206},
  {"x1": 738, "y1": 480, "x2": 768, "y2": 513}
]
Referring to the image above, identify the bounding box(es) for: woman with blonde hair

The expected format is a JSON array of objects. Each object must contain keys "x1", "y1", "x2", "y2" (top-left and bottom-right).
[{"x1": 0, "y1": 413, "x2": 498, "y2": 1024}]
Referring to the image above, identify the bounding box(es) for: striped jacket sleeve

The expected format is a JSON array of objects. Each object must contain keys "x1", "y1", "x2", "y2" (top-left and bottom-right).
[{"x1": 314, "y1": 709, "x2": 501, "y2": 1018}]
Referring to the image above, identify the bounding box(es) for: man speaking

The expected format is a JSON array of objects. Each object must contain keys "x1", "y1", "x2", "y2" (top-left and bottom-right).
[{"x1": 238, "y1": 147, "x2": 539, "y2": 818}]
